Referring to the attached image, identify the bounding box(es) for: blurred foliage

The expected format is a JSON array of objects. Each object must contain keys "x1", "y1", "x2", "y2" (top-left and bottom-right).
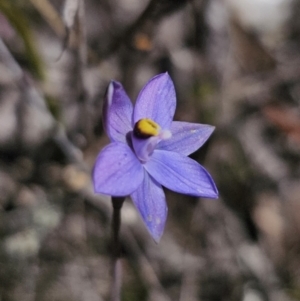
[{"x1": 0, "y1": 0, "x2": 45, "y2": 79}]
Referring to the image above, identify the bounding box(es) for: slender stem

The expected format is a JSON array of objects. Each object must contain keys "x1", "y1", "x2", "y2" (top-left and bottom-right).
[{"x1": 111, "y1": 197, "x2": 125, "y2": 301}]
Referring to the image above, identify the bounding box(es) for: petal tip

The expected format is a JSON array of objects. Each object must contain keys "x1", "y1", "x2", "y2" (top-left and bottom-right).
[
  {"x1": 106, "y1": 81, "x2": 115, "y2": 106},
  {"x1": 209, "y1": 125, "x2": 216, "y2": 131},
  {"x1": 111, "y1": 80, "x2": 121, "y2": 89},
  {"x1": 152, "y1": 234, "x2": 162, "y2": 244},
  {"x1": 162, "y1": 72, "x2": 172, "y2": 82},
  {"x1": 142, "y1": 214, "x2": 166, "y2": 243},
  {"x1": 206, "y1": 183, "x2": 219, "y2": 199},
  {"x1": 107, "y1": 80, "x2": 125, "y2": 103},
  {"x1": 148, "y1": 224, "x2": 164, "y2": 243},
  {"x1": 150, "y1": 72, "x2": 172, "y2": 84},
  {"x1": 211, "y1": 191, "x2": 219, "y2": 199},
  {"x1": 148, "y1": 213, "x2": 167, "y2": 243},
  {"x1": 203, "y1": 124, "x2": 215, "y2": 138}
]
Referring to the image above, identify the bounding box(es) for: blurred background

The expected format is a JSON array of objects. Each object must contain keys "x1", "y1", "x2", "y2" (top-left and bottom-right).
[{"x1": 0, "y1": 0, "x2": 300, "y2": 300}]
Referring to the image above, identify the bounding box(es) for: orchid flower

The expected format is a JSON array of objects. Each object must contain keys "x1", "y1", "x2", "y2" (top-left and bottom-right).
[{"x1": 93, "y1": 73, "x2": 218, "y2": 242}]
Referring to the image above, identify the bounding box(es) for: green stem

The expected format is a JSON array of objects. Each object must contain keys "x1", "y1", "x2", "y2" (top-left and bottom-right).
[{"x1": 111, "y1": 197, "x2": 125, "y2": 301}]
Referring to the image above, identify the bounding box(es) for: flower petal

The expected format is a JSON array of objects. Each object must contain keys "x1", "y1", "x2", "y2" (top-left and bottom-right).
[
  {"x1": 103, "y1": 81, "x2": 133, "y2": 143},
  {"x1": 130, "y1": 170, "x2": 167, "y2": 243},
  {"x1": 133, "y1": 73, "x2": 176, "y2": 129},
  {"x1": 144, "y1": 150, "x2": 218, "y2": 198},
  {"x1": 93, "y1": 142, "x2": 143, "y2": 196},
  {"x1": 158, "y1": 121, "x2": 215, "y2": 155}
]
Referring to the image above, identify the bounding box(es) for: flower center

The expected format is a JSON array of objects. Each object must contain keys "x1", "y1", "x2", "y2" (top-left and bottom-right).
[
  {"x1": 132, "y1": 118, "x2": 172, "y2": 163},
  {"x1": 133, "y1": 118, "x2": 160, "y2": 139}
]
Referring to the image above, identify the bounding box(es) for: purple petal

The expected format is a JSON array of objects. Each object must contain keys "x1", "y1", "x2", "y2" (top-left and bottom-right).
[
  {"x1": 130, "y1": 170, "x2": 167, "y2": 243},
  {"x1": 93, "y1": 142, "x2": 144, "y2": 196},
  {"x1": 133, "y1": 73, "x2": 176, "y2": 129},
  {"x1": 158, "y1": 121, "x2": 215, "y2": 155},
  {"x1": 103, "y1": 81, "x2": 133, "y2": 143},
  {"x1": 145, "y1": 150, "x2": 218, "y2": 198}
]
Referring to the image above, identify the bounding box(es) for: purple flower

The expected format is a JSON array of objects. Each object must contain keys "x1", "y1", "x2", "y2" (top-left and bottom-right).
[{"x1": 93, "y1": 73, "x2": 218, "y2": 242}]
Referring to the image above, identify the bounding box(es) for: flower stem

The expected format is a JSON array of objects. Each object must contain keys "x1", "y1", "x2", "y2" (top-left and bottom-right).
[{"x1": 111, "y1": 196, "x2": 125, "y2": 301}]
